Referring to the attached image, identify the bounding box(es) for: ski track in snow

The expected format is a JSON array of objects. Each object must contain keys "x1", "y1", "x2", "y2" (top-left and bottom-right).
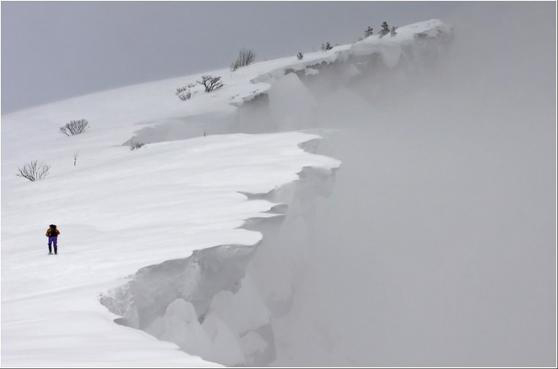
[{"x1": 2, "y1": 19, "x2": 448, "y2": 366}]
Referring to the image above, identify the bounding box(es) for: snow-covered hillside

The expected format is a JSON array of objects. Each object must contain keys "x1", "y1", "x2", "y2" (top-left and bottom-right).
[{"x1": 2, "y1": 19, "x2": 452, "y2": 367}]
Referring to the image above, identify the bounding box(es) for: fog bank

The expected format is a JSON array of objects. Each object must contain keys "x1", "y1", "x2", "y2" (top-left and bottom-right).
[{"x1": 243, "y1": 3, "x2": 555, "y2": 365}]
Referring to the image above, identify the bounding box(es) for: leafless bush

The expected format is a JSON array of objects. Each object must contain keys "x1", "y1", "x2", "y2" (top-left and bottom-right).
[
  {"x1": 231, "y1": 49, "x2": 255, "y2": 71},
  {"x1": 130, "y1": 140, "x2": 145, "y2": 151},
  {"x1": 379, "y1": 21, "x2": 390, "y2": 38},
  {"x1": 364, "y1": 26, "x2": 374, "y2": 37},
  {"x1": 16, "y1": 160, "x2": 50, "y2": 181},
  {"x1": 176, "y1": 86, "x2": 192, "y2": 101},
  {"x1": 297, "y1": 52, "x2": 304, "y2": 60},
  {"x1": 175, "y1": 82, "x2": 198, "y2": 101},
  {"x1": 197, "y1": 75, "x2": 224, "y2": 93},
  {"x1": 321, "y1": 42, "x2": 333, "y2": 51},
  {"x1": 60, "y1": 119, "x2": 89, "y2": 136}
]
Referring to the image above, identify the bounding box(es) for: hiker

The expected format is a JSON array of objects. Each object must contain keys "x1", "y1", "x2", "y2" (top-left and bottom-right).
[{"x1": 45, "y1": 224, "x2": 60, "y2": 255}]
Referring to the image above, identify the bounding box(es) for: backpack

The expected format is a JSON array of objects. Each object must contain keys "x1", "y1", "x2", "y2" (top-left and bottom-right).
[{"x1": 47, "y1": 225, "x2": 60, "y2": 237}]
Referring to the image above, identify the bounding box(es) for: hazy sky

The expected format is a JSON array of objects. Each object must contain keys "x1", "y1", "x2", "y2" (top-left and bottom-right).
[{"x1": 1, "y1": 1, "x2": 461, "y2": 113}]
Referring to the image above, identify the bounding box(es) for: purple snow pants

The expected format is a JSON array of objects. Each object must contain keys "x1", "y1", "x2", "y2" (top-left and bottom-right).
[{"x1": 48, "y1": 236, "x2": 58, "y2": 254}]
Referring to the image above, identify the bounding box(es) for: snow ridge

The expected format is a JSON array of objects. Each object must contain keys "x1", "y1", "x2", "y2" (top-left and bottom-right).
[{"x1": 2, "y1": 19, "x2": 450, "y2": 367}]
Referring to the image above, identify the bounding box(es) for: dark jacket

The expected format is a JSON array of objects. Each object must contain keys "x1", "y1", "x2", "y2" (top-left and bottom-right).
[{"x1": 46, "y1": 227, "x2": 60, "y2": 237}]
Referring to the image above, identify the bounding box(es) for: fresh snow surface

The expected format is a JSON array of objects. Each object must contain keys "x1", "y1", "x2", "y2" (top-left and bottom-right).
[
  {"x1": 2, "y1": 19, "x2": 446, "y2": 366},
  {"x1": 1, "y1": 132, "x2": 339, "y2": 366}
]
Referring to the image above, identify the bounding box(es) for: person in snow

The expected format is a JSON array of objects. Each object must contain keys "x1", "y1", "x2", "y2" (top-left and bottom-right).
[{"x1": 45, "y1": 224, "x2": 60, "y2": 255}]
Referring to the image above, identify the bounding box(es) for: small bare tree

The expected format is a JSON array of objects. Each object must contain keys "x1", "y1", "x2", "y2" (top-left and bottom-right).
[
  {"x1": 60, "y1": 119, "x2": 89, "y2": 136},
  {"x1": 17, "y1": 161, "x2": 50, "y2": 181},
  {"x1": 231, "y1": 49, "x2": 255, "y2": 71},
  {"x1": 321, "y1": 42, "x2": 333, "y2": 51},
  {"x1": 197, "y1": 75, "x2": 224, "y2": 93},
  {"x1": 390, "y1": 25, "x2": 397, "y2": 37},
  {"x1": 297, "y1": 52, "x2": 304, "y2": 60},
  {"x1": 364, "y1": 26, "x2": 374, "y2": 37}
]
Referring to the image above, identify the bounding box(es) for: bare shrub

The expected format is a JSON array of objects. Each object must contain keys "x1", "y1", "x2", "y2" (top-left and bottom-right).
[
  {"x1": 17, "y1": 161, "x2": 50, "y2": 181},
  {"x1": 379, "y1": 21, "x2": 390, "y2": 38},
  {"x1": 175, "y1": 82, "x2": 198, "y2": 101},
  {"x1": 297, "y1": 52, "x2": 304, "y2": 60},
  {"x1": 364, "y1": 26, "x2": 374, "y2": 37},
  {"x1": 176, "y1": 86, "x2": 192, "y2": 101},
  {"x1": 130, "y1": 140, "x2": 145, "y2": 151},
  {"x1": 231, "y1": 49, "x2": 255, "y2": 71},
  {"x1": 321, "y1": 42, "x2": 333, "y2": 51},
  {"x1": 197, "y1": 75, "x2": 224, "y2": 93},
  {"x1": 60, "y1": 119, "x2": 88, "y2": 136},
  {"x1": 390, "y1": 25, "x2": 398, "y2": 37}
]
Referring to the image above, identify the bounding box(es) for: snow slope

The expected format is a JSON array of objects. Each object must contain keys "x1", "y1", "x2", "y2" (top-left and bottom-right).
[
  {"x1": 2, "y1": 132, "x2": 338, "y2": 367},
  {"x1": 2, "y1": 19, "x2": 448, "y2": 366}
]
